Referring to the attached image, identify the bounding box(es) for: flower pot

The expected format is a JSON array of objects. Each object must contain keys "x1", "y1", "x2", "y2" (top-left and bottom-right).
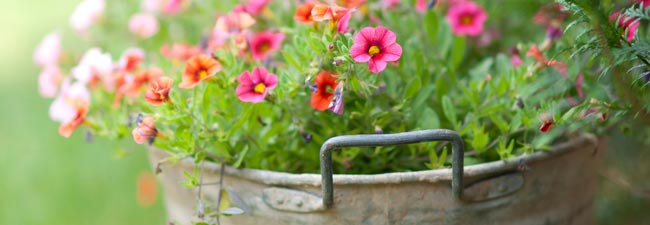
[{"x1": 149, "y1": 129, "x2": 603, "y2": 225}]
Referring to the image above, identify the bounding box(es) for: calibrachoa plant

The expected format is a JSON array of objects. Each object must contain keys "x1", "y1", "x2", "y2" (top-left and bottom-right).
[{"x1": 35, "y1": 0, "x2": 650, "y2": 222}]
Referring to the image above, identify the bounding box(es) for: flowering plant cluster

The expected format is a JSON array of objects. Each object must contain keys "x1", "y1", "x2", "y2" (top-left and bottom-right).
[{"x1": 35, "y1": 0, "x2": 650, "y2": 195}]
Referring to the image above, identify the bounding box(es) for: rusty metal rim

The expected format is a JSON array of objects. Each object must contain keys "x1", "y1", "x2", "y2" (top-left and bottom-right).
[{"x1": 155, "y1": 133, "x2": 598, "y2": 187}]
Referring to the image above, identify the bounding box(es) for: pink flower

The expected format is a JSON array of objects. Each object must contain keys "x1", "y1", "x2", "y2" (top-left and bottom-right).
[
  {"x1": 236, "y1": 67, "x2": 278, "y2": 103},
  {"x1": 249, "y1": 31, "x2": 284, "y2": 60},
  {"x1": 70, "y1": 0, "x2": 105, "y2": 34},
  {"x1": 634, "y1": 0, "x2": 650, "y2": 7},
  {"x1": 610, "y1": 11, "x2": 640, "y2": 42},
  {"x1": 39, "y1": 65, "x2": 63, "y2": 98},
  {"x1": 163, "y1": 0, "x2": 184, "y2": 14},
  {"x1": 129, "y1": 13, "x2": 159, "y2": 39},
  {"x1": 445, "y1": 1, "x2": 487, "y2": 36},
  {"x1": 350, "y1": 26, "x2": 403, "y2": 73},
  {"x1": 72, "y1": 48, "x2": 114, "y2": 87},
  {"x1": 336, "y1": 10, "x2": 353, "y2": 33},
  {"x1": 118, "y1": 48, "x2": 145, "y2": 72},
  {"x1": 49, "y1": 80, "x2": 91, "y2": 138},
  {"x1": 33, "y1": 32, "x2": 62, "y2": 68},
  {"x1": 236, "y1": 0, "x2": 271, "y2": 15},
  {"x1": 415, "y1": 0, "x2": 427, "y2": 12}
]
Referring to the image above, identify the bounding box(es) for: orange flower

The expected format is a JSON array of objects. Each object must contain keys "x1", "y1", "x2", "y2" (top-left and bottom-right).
[
  {"x1": 58, "y1": 104, "x2": 89, "y2": 138},
  {"x1": 144, "y1": 76, "x2": 173, "y2": 106},
  {"x1": 179, "y1": 54, "x2": 222, "y2": 89},
  {"x1": 311, "y1": 71, "x2": 338, "y2": 111},
  {"x1": 311, "y1": 4, "x2": 349, "y2": 22},
  {"x1": 160, "y1": 43, "x2": 202, "y2": 61},
  {"x1": 294, "y1": 2, "x2": 316, "y2": 24},
  {"x1": 136, "y1": 171, "x2": 157, "y2": 207},
  {"x1": 337, "y1": 0, "x2": 365, "y2": 8},
  {"x1": 132, "y1": 116, "x2": 159, "y2": 145},
  {"x1": 113, "y1": 67, "x2": 164, "y2": 107}
]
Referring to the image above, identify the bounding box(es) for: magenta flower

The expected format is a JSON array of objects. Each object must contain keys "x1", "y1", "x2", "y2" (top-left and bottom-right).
[
  {"x1": 236, "y1": 67, "x2": 278, "y2": 103},
  {"x1": 415, "y1": 0, "x2": 427, "y2": 12},
  {"x1": 350, "y1": 26, "x2": 403, "y2": 73},
  {"x1": 336, "y1": 11, "x2": 353, "y2": 33},
  {"x1": 610, "y1": 11, "x2": 639, "y2": 42},
  {"x1": 445, "y1": 1, "x2": 487, "y2": 36}
]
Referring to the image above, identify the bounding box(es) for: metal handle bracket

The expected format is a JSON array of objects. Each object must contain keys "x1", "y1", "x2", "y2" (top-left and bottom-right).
[{"x1": 319, "y1": 129, "x2": 464, "y2": 208}]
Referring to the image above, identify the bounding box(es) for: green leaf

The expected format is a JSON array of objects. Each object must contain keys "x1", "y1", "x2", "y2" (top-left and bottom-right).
[
  {"x1": 450, "y1": 36, "x2": 466, "y2": 69},
  {"x1": 470, "y1": 126, "x2": 489, "y2": 151},
  {"x1": 404, "y1": 76, "x2": 422, "y2": 99},
  {"x1": 219, "y1": 188, "x2": 231, "y2": 211},
  {"x1": 232, "y1": 146, "x2": 249, "y2": 168},
  {"x1": 417, "y1": 107, "x2": 441, "y2": 129},
  {"x1": 438, "y1": 148, "x2": 448, "y2": 166},
  {"x1": 424, "y1": 10, "x2": 440, "y2": 45},
  {"x1": 489, "y1": 115, "x2": 509, "y2": 133},
  {"x1": 441, "y1": 96, "x2": 458, "y2": 128}
]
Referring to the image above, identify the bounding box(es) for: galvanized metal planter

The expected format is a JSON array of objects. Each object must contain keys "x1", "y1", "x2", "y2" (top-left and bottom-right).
[{"x1": 149, "y1": 129, "x2": 603, "y2": 225}]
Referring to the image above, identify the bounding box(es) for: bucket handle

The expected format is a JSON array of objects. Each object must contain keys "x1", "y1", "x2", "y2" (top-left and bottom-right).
[{"x1": 319, "y1": 129, "x2": 464, "y2": 209}]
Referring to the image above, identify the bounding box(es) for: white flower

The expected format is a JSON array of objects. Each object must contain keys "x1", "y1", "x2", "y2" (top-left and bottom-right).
[{"x1": 70, "y1": 0, "x2": 105, "y2": 34}]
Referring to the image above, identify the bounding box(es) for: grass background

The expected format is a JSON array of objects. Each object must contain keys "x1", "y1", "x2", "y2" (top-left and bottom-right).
[{"x1": 0, "y1": 0, "x2": 648, "y2": 224}]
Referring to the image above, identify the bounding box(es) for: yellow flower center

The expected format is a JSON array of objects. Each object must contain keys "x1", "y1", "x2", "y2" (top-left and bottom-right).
[
  {"x1": 368, "y1": 45, "x2": 380, "y2": 57},
  {"x1": 254, "y1": 83, "x2": 266, "y2": 93},
  {"x1": 259, "y1": 43, "x2": 271, "y2": 53},
  {"x1": 461, "y1": 15, "x2": 473, "y2": 25},
  {"x1": 198, "y1": 70, "x2": 208, "y2": 79}
]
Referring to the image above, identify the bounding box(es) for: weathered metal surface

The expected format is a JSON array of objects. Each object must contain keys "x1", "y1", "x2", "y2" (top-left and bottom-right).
[
  {"x1": 149, "y1": 133, "x2": 602, "y2": 225},
  {"x1": 262, "y1": 187, "x2": 325, "y2": 212},
  {"x1": 461, "y1": 172, "x2": 524, "y2": 202}
]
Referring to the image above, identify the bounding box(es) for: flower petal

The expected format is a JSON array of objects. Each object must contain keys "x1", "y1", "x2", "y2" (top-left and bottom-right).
[
  {"x1": 377, "y1": 43, "x2": 402, "y2": 62},
  {"x1": 368, "y1": 58, "x2": 388, "y2": 73}
]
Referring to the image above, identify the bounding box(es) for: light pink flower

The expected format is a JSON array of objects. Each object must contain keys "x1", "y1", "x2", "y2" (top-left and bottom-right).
[
  {"x1": 118, "y1": 48, "x2": 145, "y2": 72},
  {"x1": 445, "y1": 1, "x2": 487, "y2": 36},
  {"x1": 249, "y1": 31, "x2": 284, "y2": 60},
  {"x1": 129, "y1": 13, "x2": 159, "y2": 39},
  {"x1": 236, "y1": 67, "x2": 278, "y2": 103},
  {"x1": 72, "y1": 48, "x2": 114, "y2": 87},
  {"x1": 141, "y1": 0, "x2": 161, "y2": 13},
  {"x1": 212, "y1": 12, "x2": 256, "y2": 48},
  {"x1": 39, "y1": 65, "x2": 63, "y2": 98},
  {"x1": 350, "y1": 26, "x2": 403, "y2": 73},
  {"x1": 70, "y1": 0, "x2": 105, "y2": 34},
  {"x1": 382, "y1": 0, "x2": 400, "y2": 9},
  {"x1": 49, "y1": 80, "x2": 91, "y2": 138},
  {"x1": 33, "y1": 32, "x2": 62, "y2": 68}
]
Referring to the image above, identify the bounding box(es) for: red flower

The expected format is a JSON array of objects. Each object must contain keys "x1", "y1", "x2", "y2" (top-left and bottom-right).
[
  {"x1": 179, "y1": 54, "x2": 222, "y2": 89},
  {"x1": 539, "y1": 113, "x2": 554, "y2": 133},
  {"x1": 145, "y1": 76, "x2": 173, "y2": 106},
  {"x1": 311, "y1": 71, "x2": 338, "y2": 111}
]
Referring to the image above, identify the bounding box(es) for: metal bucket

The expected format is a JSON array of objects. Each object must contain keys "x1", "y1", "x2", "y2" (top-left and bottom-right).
[{"x1": 150, "y1": 129, "x2": 603, "y2": 225}]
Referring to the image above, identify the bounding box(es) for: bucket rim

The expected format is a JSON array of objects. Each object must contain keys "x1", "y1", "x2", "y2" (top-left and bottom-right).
[{"x1": 150, "y1": 133, "x2": 598, "y2": 186}]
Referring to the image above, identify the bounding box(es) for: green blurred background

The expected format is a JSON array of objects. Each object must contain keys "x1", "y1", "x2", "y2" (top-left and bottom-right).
[
  {"x1": 1, "y1": 0, "x2": 648, "y2": 224},
  {"x1": 0, "y1": 0, "x2": 165, "y2": 224}
]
